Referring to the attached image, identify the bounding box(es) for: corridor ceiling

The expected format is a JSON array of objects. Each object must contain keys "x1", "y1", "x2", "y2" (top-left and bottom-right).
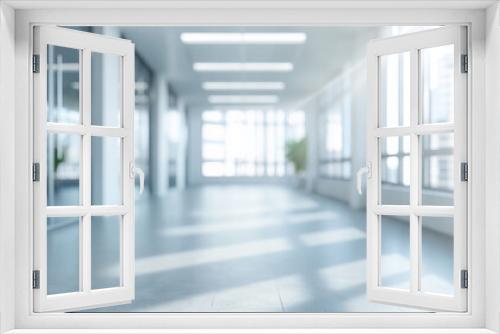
[{"x1": 120, "y1": 27, "x2": 384, "y2": 111}]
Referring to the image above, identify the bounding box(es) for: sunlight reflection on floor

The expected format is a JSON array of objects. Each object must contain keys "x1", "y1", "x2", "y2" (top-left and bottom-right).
[{"x1": 79, "y1": 185, "x2": 451, "y2": 313}]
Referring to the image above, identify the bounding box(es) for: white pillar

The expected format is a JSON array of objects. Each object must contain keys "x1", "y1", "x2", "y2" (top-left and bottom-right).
[
  {"x1": 176, "y1": 99, "x2": 188, "y2": 190},
  {"x1": 305, "y1": 100, "x2": 319, "y2": 193},
  {"x1": 149, "y1": 75, "x2": 169, "y2": 196},
  {"x1": 186, "y1": 108, "x2": 203, "y2": 186}
]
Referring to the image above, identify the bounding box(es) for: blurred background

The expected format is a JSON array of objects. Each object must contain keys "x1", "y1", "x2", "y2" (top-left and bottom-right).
[{"x1": 45, "y1": 26, "x2": 455, "y2": 312}]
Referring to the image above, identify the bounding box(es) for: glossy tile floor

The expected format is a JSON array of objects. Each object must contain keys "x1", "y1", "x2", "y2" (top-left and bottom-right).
[{"x1": 47, "y1": 184, "x2": 453, "y2": 312}]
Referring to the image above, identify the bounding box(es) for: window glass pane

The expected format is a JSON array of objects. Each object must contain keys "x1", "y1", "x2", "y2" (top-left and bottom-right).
[
  {"x1": 202, "y1": 161, "x2": 225, "y2": 177},
  {"x1": 421, "y1": 217, "x2": 454, "y2": 295},
  {"x1": 91, "y1": 137, "x2": 122, "y2": 205},
  {"x1": 202, "y1": 124, "x2": 225, "y2": 142},
  {"x1": 317, "y1": 99, "x2": 351, "y2": 179},
  {"x1": 421, "y1": 44, "x2": 454, "y2": 124},
  {"x1": 343, "y1": 161, "x2": 352, "y2": 178},
  {"x1": 91, "y1": 52, "x2": 122, "y2": 127},
  {"x1": 380, "y1": 136, "x2": 410, "y2": 205},
  {"x1": 325, "y1": 107, "x2": 343, "y2": 158},
  {"x1": 319, "y1": 161, "x2": 349, "y2": 179},
  {"x1": 201, "y1": 109, "x2": 305, "y2": 178},
  {"x1": 91, "y1": 216, "x2": 121, "y2": 289},
  {"x1": 379, "y1": 52, "x2": 410, "y2": 128},
  {"x1": 421, "y1": 133, "x2": 454, "y2": 206},
  {"x1": 47, "y1": 132, "x2": 81, "y2": 206},
  {"x1": 47, "y1": 217, "x2": 80, "y2": 295},
  {"x1": 203, "y1": 143, "x2": 225, "y2": 160},
  {"x1": 380, "y1": 215, "x2": 410, "y2": 290},
  {"x1": 47, "y1": 45, "x2": 80, "y2": 124},
  {"x1": 202, "y1": 110, "x2": 223, "y2": 122}
]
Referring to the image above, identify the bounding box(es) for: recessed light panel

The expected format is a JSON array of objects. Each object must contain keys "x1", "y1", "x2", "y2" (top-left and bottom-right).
[
  {"x1": 202, "y1": 82, "x2": 286, "y2": 91},
  {"x1": 181, "y1": 33, "x2": 306, "y2": 44},
  {"x1": 193, "y1": 63, "x2": 293, "y2": 72},
  {"x1": 208, "y1": 95, "x2": 280, "y2": 104}
]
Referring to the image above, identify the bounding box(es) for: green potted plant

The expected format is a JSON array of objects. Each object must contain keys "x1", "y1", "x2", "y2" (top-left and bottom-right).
[{"x1": 285, "y1": 137, "x2": 307, "y2": 187}]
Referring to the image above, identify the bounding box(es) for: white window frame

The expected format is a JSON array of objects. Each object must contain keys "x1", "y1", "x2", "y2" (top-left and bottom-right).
[
  {"x1": 3, "y1": 2, "x2": 490, "y2": 333},
  {"x1": 32, "y1": 26, "x2": 136, "y2": 312},
  {"x1": 366, "y1": 26, "x2": 467, "y2": 312}
]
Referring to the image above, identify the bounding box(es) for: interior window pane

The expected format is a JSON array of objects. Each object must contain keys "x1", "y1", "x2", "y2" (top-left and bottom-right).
[
  {"x1": 325, "y1": 108, "x2": 343, "y2": 157},
  {"x1": 343, "y1": 161, "x2": 352, "y2": 178},
  {"x1": 380, "y1": 215, "x2": 410, "y2": 290},
  {"x1": 91, "y1": 137, "x2": 122, "y2": 205},
  {"x1": 266, "y1": 124, "x2": 276, "y2": 163},
  {"x1": 421, "y1": 133, "x2": 454, "y2": 206},
  {"x1": 380, "y1": 136, "x2": 410, "y2": 205},
  {"x1": 47, "y1": 217, "x2": 80, "y2": 295},
  {"x1": 47, "y1": 132, "x2": 81, "y2": 206},
  {"x1": 202, "y1": 124, "x2": 225, "y2": 142},
  {"x1": 267, "y1": 163, "x2": 276, "y2": 177},
  {"x1": 202, "y1": 161, "x2": 225, "y2": 177},
  {"x1": 379, "y1": 52, "x2": 410, "y2": 128},
  {"x1": 319, "y1": 161, "x2": 350, "y2": 179},
  {"x1": 421, "y1": 217, "x2": 454, "y2": 295},
  {"x1": 202, "y1": 110, "x2": 223, "y2": 122},
  {"x1": 276, "y1": 163, "x2": 285, "y2": 177},
  {"x1": 200, "y1": 109, "x2": 306, "y2": 178},
  {"x1": 421, "y1": 44, "x2": 454, "y2": 124},
  {"x1": 91, "y1": 52, "x2": 122, "y2": 127},
  {"x1": 47, "y1": 45, "x2": 80, "y2": 124},
  {"x1": 91, "y1": 216, "x2": 121, "y2": 289},
  {"x1": 202, "y1": 143, "x2": 225, "y2": 160}
]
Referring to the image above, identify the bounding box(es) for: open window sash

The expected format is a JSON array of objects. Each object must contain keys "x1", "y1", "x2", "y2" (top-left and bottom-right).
[
  {"x1": 33, "y1": 26, "x2": 135, "y2": 312},
  {"x1": 366, "y1": 26, "x2": 467, "y2": 312}
]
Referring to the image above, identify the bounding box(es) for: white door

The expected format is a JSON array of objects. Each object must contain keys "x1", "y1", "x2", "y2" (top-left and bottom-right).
[
  {"x1": 365, "y1": 26, "x2": 467, "y2": 311},
  {"x1": 33, "y1": 26, "x2": 136, "y2": 312}
]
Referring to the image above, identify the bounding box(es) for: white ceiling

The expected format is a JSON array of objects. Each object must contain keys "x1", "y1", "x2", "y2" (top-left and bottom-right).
[{"x1": 120, "y1": 26, "x2": 384, "y2": 111}]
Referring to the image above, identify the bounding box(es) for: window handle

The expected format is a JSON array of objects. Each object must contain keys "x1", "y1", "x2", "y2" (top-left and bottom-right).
[
  {"x1": 129, "y1": 162, "x2": 145, "y2": 195},
  {"x1": 356, "y1": 162, "x2": 372, "y2": 195}
]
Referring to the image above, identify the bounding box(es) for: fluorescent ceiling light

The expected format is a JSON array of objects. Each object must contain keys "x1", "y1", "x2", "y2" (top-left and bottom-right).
[
  {"x1": 208, "y1": 95, "x2": 280, "y2": 104},
  {"x1": 193, "y1": 62, "x2": 293, "y2": 72},
  {"x1": 181, "y1": 33, "x2": 307, "y2": 44},
  {"x1": 202, "y1": 82, "x2": 285, "y2": 91}
]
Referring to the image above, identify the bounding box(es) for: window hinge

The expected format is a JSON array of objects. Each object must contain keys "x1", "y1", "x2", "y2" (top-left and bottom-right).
[
  {"x1": 461, "y1": 269, "x2": 468, "y2": 289},
  {"x1": 32, "y1": 270, "x2": 40, "y2": 289},
  {"x1": 461, "y1": 162, "x2": 468, "y2": 182},
  {"x1": 32, "y1": 162, "x2": 40, "y2": 182},
  {"x1": 461, "y1": 54, "x2": 468, "y2": 73},
  {"x1": 32, "y1": 54, "x2": 40, "y2": 73}
]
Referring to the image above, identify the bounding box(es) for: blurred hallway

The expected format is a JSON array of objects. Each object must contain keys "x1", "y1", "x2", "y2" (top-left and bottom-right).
[
  {"x1": 45, "y1": 184, "x2": 452, "y2": 312},
  {"x1": 45, "y1": 26, "x2": 456, "y2": 313}
]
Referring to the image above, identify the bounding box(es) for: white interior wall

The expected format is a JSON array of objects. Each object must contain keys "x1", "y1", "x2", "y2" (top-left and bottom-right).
[
  {"x1": 300, "y1": 51, "x2": 369, "y2": 209},
  {"x1": 175, "y1": 99, "x2": 188, "y2": 190},
  {"x1": 484, "y1": 2, "x2": 500, "y2": 332},
  {"x1": 304, "y1": 98, "x2": 319, "y2": 193},
  {"x1": 298, "y1": 27, "x2": 456, "y2": 237},
  {"x1": 186, "y1": 108, "x2": 203, "y2": 186},
  {"x1": 0, "y1": 3, "x2": 16, "y2": 333}
]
